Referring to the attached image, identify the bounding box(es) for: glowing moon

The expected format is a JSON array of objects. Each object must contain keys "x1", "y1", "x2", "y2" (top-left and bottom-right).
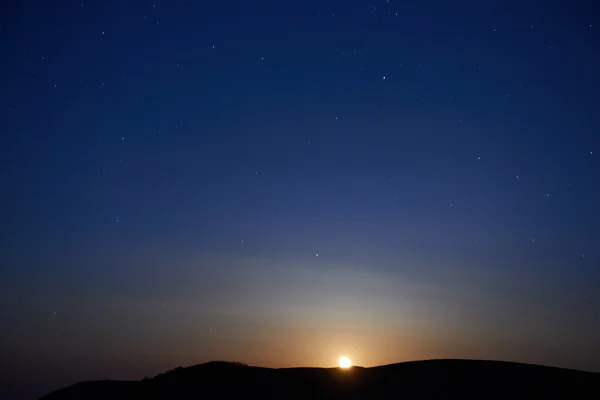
[{"x1": 338, "y1": 356, "x2": 352, "y2": 368}]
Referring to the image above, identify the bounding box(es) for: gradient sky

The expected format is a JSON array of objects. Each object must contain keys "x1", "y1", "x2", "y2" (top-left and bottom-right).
[{"x1": 1, "y1": 0, "x2": 600, "y2": 398}]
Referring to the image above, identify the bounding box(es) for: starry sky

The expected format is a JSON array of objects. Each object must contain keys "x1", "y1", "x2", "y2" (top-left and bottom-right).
[{"x1": 1, "y1": 0, "x2": 600, "y2": 397}]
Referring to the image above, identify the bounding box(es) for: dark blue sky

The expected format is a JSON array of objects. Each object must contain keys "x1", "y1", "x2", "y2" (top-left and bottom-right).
[{"x1": 1, "y1": 0, "x2": 599, "y2": 398}]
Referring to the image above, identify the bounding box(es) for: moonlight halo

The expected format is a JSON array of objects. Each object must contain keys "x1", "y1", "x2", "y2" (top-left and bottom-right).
[{"x1": 338, "y1": 356, "x2": 352, "y2": 368}]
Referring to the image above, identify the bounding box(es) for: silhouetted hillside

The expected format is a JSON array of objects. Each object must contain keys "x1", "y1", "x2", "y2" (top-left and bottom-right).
[{"x1": 40, "y1": 359, "x2": 600, "y2": 399}]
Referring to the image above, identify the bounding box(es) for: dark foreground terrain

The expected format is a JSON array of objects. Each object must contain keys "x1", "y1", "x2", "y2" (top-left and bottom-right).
[{"x1": 41, "y1": 359, "x2": 600, "y2": 399}]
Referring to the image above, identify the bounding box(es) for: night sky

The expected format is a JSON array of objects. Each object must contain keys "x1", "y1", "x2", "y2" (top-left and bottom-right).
[{"x1": 1, "y1": 0, "x2": 600, "y2": 398}]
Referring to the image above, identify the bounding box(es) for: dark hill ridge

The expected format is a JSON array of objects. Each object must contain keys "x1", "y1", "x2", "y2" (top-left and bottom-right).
[{"x1": 40, "y1": 359, "x2": 600, "y2": 399}]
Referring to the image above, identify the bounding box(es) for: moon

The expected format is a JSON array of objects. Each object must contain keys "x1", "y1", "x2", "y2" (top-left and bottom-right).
[{"x1": 338, "y1": 356, "x2": 352, "y2": 368}]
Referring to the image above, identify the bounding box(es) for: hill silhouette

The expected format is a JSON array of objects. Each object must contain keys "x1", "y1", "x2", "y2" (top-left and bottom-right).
[{"x1": 40, "y1": 359, "x2": 600, "y2": 399}]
